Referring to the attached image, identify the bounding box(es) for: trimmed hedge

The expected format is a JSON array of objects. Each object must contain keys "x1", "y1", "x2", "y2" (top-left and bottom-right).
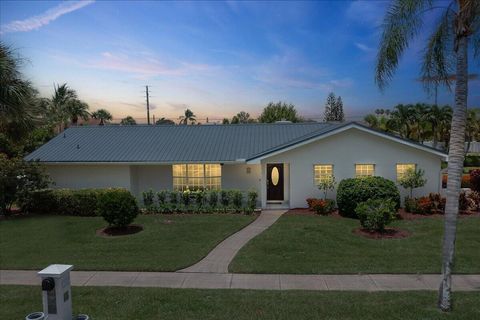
[
  {"x1": 97, "y1": 189, "x2": 139, "y2": 227},
  {"x1": 337, "y1": 177, "x2": 400, "y2": 218},
  {"x1": 356, "y1": 198, "x2": 396, "y2": 232},
  {"x1": 23, "y1": 188, "x2": 108, "y2": 216}
]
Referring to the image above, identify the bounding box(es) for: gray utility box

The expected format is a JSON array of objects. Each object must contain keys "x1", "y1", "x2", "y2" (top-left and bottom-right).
[{"x1": 38, "y1": 264, "x2": 74, "y2": 320}]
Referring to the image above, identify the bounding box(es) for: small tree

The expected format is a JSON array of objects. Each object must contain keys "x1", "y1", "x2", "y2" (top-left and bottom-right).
[
  {"x1": 258, "y1": 101, "x2": 300, "y2": 123},
  {"x1": 317, "y1": 175, "x2": 336, "y2": 200},
  {"x1": 120, "y1": 116, "x2": 137, "y2": 125},
  {"x1": 335, "y1": 96, "x2": 345, "y2": 122},
  {"x1": 324, "y1": 93, "x2": 337, "y2": 122},
  {"x1": 399, "y1": 168, "x2": 427, "y2": 198}
]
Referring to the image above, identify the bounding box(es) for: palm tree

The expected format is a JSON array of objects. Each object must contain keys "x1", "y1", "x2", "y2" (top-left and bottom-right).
[
  {"x1": 376, "y1": 0, "x2": 479, "y2": 311},
  {"x1": 178, "y1": 108, "x2": 196, "y2": 125},
  {"x1": 155, "y1": 117, "x2": 175, "y2": 125},
  {"x1": 67, "y1": 100, "x2": 90, "y2": 126},
  {"x1": 466, "y1": 108, "x2": 480, "y2": 152},
  {"x1": 91, "y1": 109, "x2": 113, "y2": 126},
  {"x1": 390, "y1": 104, "x2": 414, "y2": 138},
  {"x1": 0, "y1": 43, "x2": 43, "y2": 140},
  {"x1": 120, "y1": 116, "x2": 137, "y2": 125},
  {"x1": 426, "y1": 105, "x2": 453, "y2": 149}
]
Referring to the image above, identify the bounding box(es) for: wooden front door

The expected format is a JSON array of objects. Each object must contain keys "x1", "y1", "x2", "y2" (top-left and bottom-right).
[{"x1": 267, "y1": 163, "x2": 284, "y2": 201}]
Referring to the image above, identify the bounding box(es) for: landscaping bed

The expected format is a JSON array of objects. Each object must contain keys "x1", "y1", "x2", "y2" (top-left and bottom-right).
[
  {"x1": 0, "y1": 214, "x2": 255, "y2": 271},
  {"x1": 2, "y1": 285, "x2": 480, "y2": 320},
  {"x1": 229, "y1": 214, "x2": 480, "y2": 274}
]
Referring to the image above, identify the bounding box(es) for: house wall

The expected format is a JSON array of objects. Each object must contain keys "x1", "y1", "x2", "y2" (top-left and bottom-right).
[
  {"x1": 261, "y1": 127, "x2": 443, "y2": 208},
  {"x1": 130, "y1": 165, "x2": 172, "y2": 197},
  {"x1": 46, "y1": 165, "x2": 132, "y2": 190}
]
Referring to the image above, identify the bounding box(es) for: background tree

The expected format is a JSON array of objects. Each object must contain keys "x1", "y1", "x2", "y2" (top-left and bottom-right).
[
  {"x1": 0, "y1": 43, "x2": 43, "y2": 141},
  {"x1": 222, "y1": 118, "x2": 230, "y2": 124},
  {"x1": 323, "y1": 92, "x2": 337, "y2": 122},
  {"x1": 375, "y1": 0, "x2": 479, "y2": 311},
  {"x1": 465, "y1": 108, "x2": 479, "y2": 152},
  {"x1": 179, "y1": 108, "x2": 196, "y2": 125},
  {"x1": 155, "y1": 117, "x2": 175, "y2": 125},
  {"x1": 335, "y1": 96, "x2": 345, "y2": 122},
  {"x1": 231, "y1": 111, "x2": 253, "y2": 124},
  {"x1": 258, "y1": 101, "x2": 300, "y2": 123},
  {"x1": 91, "y1": 109, "x2": 113, "y2": 126},
  {"x1": 120, "y1": 116, "x2": 137, "y2": 125},
  {"x1": 67, "y1": 100, "x2": 90, "y2": 126},
  {"x1": 47, "y1": 83, "x2": 90, "y2": 131}
]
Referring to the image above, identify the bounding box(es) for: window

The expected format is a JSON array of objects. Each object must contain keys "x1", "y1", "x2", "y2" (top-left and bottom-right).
[
  {"x1": 396, "y1": 163, "x2": 416, "y2": 181},
  {"x1": 355, "y1": 164, "x2": 375, "y2": 177},
  {"x1": 172, "y1": 164, "x2": 221, "y2": 191},
  {"x1": 314, "y1": 164, "x2": 333, "y2": 185}
]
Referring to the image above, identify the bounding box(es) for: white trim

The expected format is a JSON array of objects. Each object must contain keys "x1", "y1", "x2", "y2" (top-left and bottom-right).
[{"x1": 246, "y1": 124, "x2": 448, "y2": 163}]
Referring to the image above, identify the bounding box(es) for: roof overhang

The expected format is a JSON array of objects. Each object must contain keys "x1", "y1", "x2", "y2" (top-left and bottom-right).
[
  {"x1": 39, "y1": 160, "x2": 247, "y2": 165},
  {"x1": 246, "y1": 123, "x2": 448, "y2": 164}
]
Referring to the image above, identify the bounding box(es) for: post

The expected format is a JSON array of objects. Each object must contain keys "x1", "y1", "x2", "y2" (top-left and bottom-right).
[{"x1": 146, "y1": 85, "x2": 150, "y2": 125}]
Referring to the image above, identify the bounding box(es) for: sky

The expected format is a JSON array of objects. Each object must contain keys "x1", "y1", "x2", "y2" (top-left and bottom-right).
[{"x1": 1, "y1": 0, "x2": 479, "y2": 123}]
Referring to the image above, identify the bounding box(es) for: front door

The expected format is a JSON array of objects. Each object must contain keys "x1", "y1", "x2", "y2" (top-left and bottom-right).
[{"x1": 267, "y1": 163, "x2": 284, "y2": 201}]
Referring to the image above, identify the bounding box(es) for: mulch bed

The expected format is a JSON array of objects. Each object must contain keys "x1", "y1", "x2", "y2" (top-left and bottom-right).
[
  {"x1": 96, "y1": 224, "x2": 144, "y2": 237},
  {"x1": 287, "y1": 208, "x2": 480, "y2": 219},
  {"x1": 353, "y1": 227, "x2": 411, "y2": 239}
]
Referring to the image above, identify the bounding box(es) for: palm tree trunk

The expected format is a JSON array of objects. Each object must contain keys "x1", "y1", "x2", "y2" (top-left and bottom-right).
[{"x1": 438, "y1": 36, "x2": 468, "y2": 312}]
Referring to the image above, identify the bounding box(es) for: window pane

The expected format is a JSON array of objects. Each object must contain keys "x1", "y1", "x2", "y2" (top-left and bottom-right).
[
  {"x1": 188, "y1": 164, "x2": 204, "y2": 178},
  {"x1": 172, "y1": 164, "x2": 186, "y2": 177},
  {"x1": 314, "y1": 164, "x2": 333, "y2": 185},
  {"x1": 204, "y1": 177, "x2": 221, "y2": 190},
  {"x1": 205, "y1": 164, "x2": 221, "y2": 177},
  {"x1": 355, "y1": 164, "x2": 374, "y2": 177},
  {"x1": 397, "y1": 163, "x2": 416, "y2": 180}
]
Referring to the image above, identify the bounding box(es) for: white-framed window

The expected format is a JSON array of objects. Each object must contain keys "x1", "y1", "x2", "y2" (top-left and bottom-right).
[
  {"x1": 172, "y1": 164, "x2": 221, "y2": 191},
  {"x1": 396, "y1": 163, "x2": 416, "y2": 181},
  {"x1": 314, "y1": 164, "x2": 333, "y2": 185},
  {"x1": 355, "y1": 164, "x2": 375, "y2": 177}
]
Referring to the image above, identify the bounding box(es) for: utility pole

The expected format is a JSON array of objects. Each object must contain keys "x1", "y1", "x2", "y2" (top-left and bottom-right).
[{"x1": 146, "y1": 85, "x2": 150, "y2": 125}]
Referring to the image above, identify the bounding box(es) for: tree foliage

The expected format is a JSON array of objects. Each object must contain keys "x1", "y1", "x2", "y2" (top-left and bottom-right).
[
  {"x1": 258, "y1": 101, "x2": 301, "y2": 123},
  {"x1": 120, "y1": 116, "x2": 137, "y2": 125},
  {"x1": 398, "y1": 167, "x2": 427, "y2": 198},
  {"x1": 324, "y1": 92, "x2": 345, "y2": 122},
  {"x1": 91, "y1": 108, "x2": 113, "y2": 125},
  {"x1": 179, "y1": 108, "x2": 196, "y2": 125}
]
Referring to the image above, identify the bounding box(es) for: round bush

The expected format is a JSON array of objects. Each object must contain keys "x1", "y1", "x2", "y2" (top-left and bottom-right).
[
  {"x1": 356, "y1": 198, "x2": 396, "y2": 232},
  {"x1": 337, "y1": 176, "x2": 400, "y2": 218},
  {"x1": 97, "y1": 189, "x2": 139, "y2": 227}
]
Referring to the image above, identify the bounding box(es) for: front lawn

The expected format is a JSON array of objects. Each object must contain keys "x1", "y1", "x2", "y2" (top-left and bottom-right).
[
  {"x1": 230, "y1": 214, "x2": 480, "y2": 274},
  {"x1": 0, "y1": 214, "x2": 255, "y2": 271},
  {"x1": 2, "y1": 285, "x2": 479, "y2": 320}
]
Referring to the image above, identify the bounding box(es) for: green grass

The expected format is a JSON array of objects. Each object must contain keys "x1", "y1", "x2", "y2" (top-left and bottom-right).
[
  {"x1": 2, "y1": 286, "x2": 479, "y2": 320},
  {"x1": 0, "y1": 214, "x2": 255, "y2": 271},
  {"x1": 230, "y1": 215, "x2": 480, "y2": 274}
]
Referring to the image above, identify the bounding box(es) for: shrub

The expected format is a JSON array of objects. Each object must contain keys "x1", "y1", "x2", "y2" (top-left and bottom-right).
[
  {"x1": 337, "y1": 177, "x2": 400, "y2": 218},
  {"x1": 467, "y1": 191, "x2": 480, "y2": 211},
  {"x1": 181, "y1": 190, "x2": 191, "y2": 206},
  {"x1": 416, "y1": 196, "x2": 433, "y2": 215},
  {"x1": 208, "y1": 190, "x2": 219, "y2": 208},
  {"x1": 311, "y1": 199, "x2": 335, "y2": 215},
  {"x1": 22, "y1": 189, "x2": 57, "y2": 214},
  {"x1": 470, "y1": 169, "x2": 480, "y2": 192},
  {"x1": 404, "y1": 197, "x2": 418, "y2": 213},
  {"x1": 461, "y1": 174, "x2": 471, "y2": 188},
  {"x1": 1, "y1": 155, "x2": 51, "y2": 215},
  {"x1": 429, "y1": 193, "x2": 446, "y2": 213},
  {"x1": 157, "y1": 190, "x2": 168, "y2": 205},
  {"x1": 306, "y1": 198, "x2": 317, "y2": 209},
  {"x1": 230, "y1": 190, "x2": 243, "y2": 211},
  {"x1": 142, "y1": 189, "x2": 155, "y2": 208},
  {"x1": 465, "y1": 155, "x2": 480, "y2": 167},
  {"x1": 356, "y1": 199, "x2": 396, "y2": 232},
  {"x1": 97, "y1": 189, "x2": 139, "y2": 227},
  {"x1": 220, "y1": 190, "x2": 229, "y2": 209},
  {"x1": 169, "y1": 191, "x2": 179, "y2": 205},
  {"x1": 247, "y1": 190, "x2": 258, "y2": 210},
  {"x1": 194, "y1": 190, "x2": 205, "y2": 208}
]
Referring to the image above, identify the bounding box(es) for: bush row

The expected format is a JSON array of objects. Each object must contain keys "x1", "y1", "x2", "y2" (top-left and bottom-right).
[
  {"x1": 23, "y1": 188, "x2": 113, "y2": 216},
  {"x1": 142, "y1": 189, "x2": 259, "y2": 214},
  {"x1": 405, "y1": 191, "x2": 480, "y2": 214}
]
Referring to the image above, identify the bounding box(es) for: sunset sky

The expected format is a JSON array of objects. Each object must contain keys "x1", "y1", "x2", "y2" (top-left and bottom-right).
[{"x1": 1, "y1": 0, "x2": 479, "y2": 123}]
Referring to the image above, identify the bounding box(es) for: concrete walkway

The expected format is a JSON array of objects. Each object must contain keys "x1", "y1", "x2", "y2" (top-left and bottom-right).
[
  {"x1": 178, "y1": 209, "x2": 286, "y2": 273},
  {"x1": 1, "y1": 270, "x2": 479, "y2": 291}
]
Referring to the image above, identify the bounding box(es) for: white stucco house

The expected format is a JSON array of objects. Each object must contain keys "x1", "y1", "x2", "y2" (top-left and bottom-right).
[{"x1": 25, "y1": 122, "x2": 447, "y2": 209}]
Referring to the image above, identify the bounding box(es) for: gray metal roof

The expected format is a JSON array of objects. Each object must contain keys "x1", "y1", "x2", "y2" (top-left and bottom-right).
[{"x1": 25, "y1": 122, "x2": 346, "y2": 163}]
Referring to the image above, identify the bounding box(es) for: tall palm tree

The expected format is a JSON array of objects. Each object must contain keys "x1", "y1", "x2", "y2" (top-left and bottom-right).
[
  {"x1": 426, "y1": 105, "x2": 453, "y2": 148},
  {"x1": 91, "y1": 109, "x2": 113, "y2": 126},
  {"x1": 48, "y1": 83, "x2": 77, "y2": 132},
  {"x1": 179, "y1": 108, "x2": 196, "y2": 125},
  {"x1": 375, "y1": 0, "x2": 479, "y2": 311},
  {"x1": 390, "y1": 104, "x2": 414, "y2": 138},
  {"x1": 67, "y1": 100, "x2": 90, "y2": 126},
  {"x1": 0, "y1": 43, "x2": 43, "y2": 140}
]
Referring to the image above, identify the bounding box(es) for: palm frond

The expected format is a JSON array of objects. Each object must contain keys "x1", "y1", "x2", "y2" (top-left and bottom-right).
[
  {"x1": 375, "y1": 0, "x2": 433, "y2": 90},
  {"x1": 421, "y1": 7, "x2": 455, "y2": 92}
]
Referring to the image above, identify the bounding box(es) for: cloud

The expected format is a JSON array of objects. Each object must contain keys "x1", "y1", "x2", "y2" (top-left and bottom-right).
[
  {"x1": 90, "y1": 51, "x2": 218, "y2": 79},
  {"x1": 355, "y1": 42, "x2": 373, "y2": 52},
  {"x1": 0, "y1": 1, "x2": 94, "y2": 34},
  {"x1": 346, "y1": 1, "x2": 387, "y2": 27}
]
